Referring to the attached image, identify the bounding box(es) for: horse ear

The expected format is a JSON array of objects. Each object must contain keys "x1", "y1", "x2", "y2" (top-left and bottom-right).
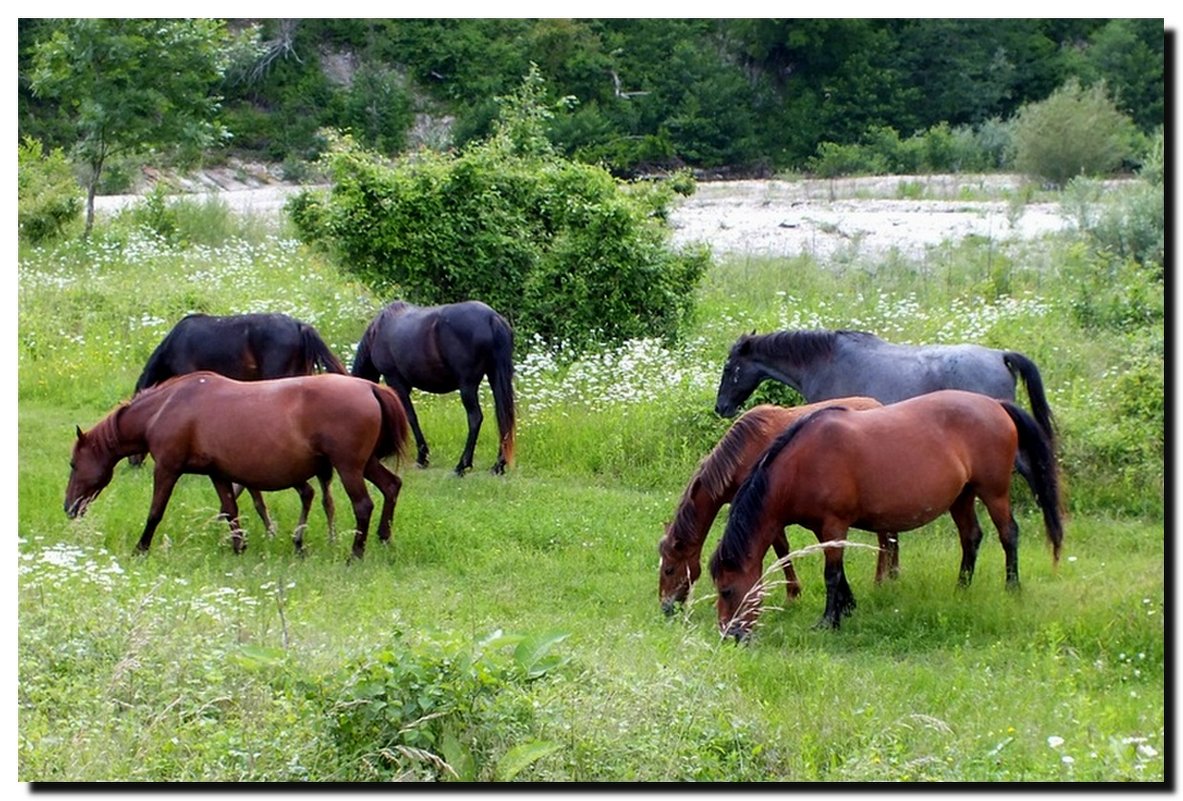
[{"x1": 75, "y1": 425, "x2": 84, "y2": 440}]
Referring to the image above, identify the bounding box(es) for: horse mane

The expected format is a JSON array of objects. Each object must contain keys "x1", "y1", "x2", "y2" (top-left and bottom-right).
[
  {"x1": 745, "y1": 329, "x2": 876, "y2": 368},
  {"x1": 709, "y1": 406, "x2": 848, "y2": 576},
  {"x1": 668, "y1": 407, "x2": 785, "y2": 547}
]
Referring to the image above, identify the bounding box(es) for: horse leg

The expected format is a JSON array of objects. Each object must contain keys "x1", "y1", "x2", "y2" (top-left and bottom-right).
[
  {"x1": 364, "y1": 458, "x2": 403, "y2": 543},
  {"x1": 771, "y1": 528, "x2": 801, "y2": 599},
  {"x1": 950, "y1": 487, "x2": 985, "y2": 587},
  {"x1": 455, "y1": 383, "x2": 483, "y2": 475},
  {"x1": 874, "y1": 533, "x2": 900, "y2": 583},
  {"x1": 211, "y1": 477, "x2": 247, "y2": 554},
  {"x1": 816, "y1": 526, "x2": 856, "y2": 629},
  {"x1": 292, "y1": 481, "x2": 315, "y2": 554},
  {"x1": 391, "y1": 379, "x2": 429, "y2": 468},
  {"x1": 136, "y1": 467, "x2": 181, "y2": 553},
  {"x1": 338, "y1": 469, "x2": 375, "y2": 560},
  {"x1": 317, "y1": 470, "x2": 336, "y2": 544},
  {"x1": 981, "y1": 491, "x2": 1021, "y2": 591},
  {"x1": 239, "y1": 485, "x2": 275, "y2": 537}
]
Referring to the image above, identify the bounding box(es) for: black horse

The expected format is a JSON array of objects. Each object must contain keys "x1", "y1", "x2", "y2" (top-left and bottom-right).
[
  {"x1": 135, "y1": 312, "x2": 346, "y2": 393},
  {"x1": 131, "y1": 312, "x2": 348, "y2": 539},
  {"x1": 352, "y1": 300, "x2": 516, "y2": 475}
]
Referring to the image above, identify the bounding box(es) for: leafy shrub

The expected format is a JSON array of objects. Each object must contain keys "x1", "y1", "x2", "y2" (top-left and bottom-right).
[
  {"x1": 807, "y1": 140, "x2": 887, "y2": 178},
  {"x1": 17, "y1": 136, "x2": 82, "y2": 244},
  {"x1": 1011, "y1": 79, "x2": 1139, "y2": 187},
  {"x1": 314, "y1": 629, "x2": 567, "y2": 781},
  {"x1": 290, "y1": 70, "x2": 709, "y2": 349}
]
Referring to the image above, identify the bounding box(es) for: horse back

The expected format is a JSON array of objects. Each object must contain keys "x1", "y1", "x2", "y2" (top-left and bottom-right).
[{"x1": 775, "y1": 391, "x2": 1016, "y2": 529}]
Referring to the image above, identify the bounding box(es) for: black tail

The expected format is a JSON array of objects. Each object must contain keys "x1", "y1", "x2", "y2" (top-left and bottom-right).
[
  {"x1": 1004, "y1": 351, "x2": 1056, "y2": 446},
  {"x1": 299, "y1": 324, "x2": 347, "y2": 374},
  {"x1": 351, "y1": 320, "x2": 381, "y2": 382},
  {"x1": 710, "y1": 406, "x2": 847, "y2": 578},
  {"x1": 1000, "y1": 400, "x2": 1064, "y2": 564},
  {"x1": 488, "y1": 313, "x2": 516, "y2": 468}
]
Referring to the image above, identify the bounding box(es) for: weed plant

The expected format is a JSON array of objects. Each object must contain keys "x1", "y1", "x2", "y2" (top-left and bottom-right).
[{"x1": 16, "y1": 189, "x2": 1163, "y2": 781}]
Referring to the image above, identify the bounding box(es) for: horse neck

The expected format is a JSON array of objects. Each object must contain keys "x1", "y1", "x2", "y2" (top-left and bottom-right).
[
  {"x1": 751, "y1": 346, "x2": 805, "y2": 394},
  {"x1": 667, "y1": 479, "x2": 722, "y2": 555},
  {"x1": 110, "y1": 387, "x2": 171, "y2": 455}
]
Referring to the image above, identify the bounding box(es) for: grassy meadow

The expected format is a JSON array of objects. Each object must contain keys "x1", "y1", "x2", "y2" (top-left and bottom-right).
[{"x1": 16, "y1": 191, "x2": 1165, "y2": 781}]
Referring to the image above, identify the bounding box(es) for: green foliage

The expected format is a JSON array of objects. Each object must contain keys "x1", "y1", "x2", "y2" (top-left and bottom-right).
[
  {"x1": 27, "y1": 19, "x2": 234, "y2": 234},
  {"x1": 17, "y1": 136, "x2": 82, "y2": 244},
  {"x1": 1011, "y1": 79, "x2": 1139, "y2": 187},
  {"x1": 317, "y1": 629, "x2": 561, "y2": 781},
  {"x1": 290, "y1": 73, "x2": 708, "y2": 349}
]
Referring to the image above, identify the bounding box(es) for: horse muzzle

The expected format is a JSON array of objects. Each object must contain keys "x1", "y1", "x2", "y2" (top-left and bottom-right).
[
  {"x1": 64, "y1": 496, "x2": 91, "y2": 519},
  {"x1": 715, "y1": 401, "x2": 738, "y2": 418},
  {"x1": 661, "y1": 597, "x2": 681, "y2": 617},
  {"x1": 722, "y1": 621, "x2": 752, "y2": 644}
]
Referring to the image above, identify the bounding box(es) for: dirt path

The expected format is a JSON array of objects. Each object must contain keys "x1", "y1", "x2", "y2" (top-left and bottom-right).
[{"x1": 94, "y1": 172, "x2": 1076, "y2": 260}]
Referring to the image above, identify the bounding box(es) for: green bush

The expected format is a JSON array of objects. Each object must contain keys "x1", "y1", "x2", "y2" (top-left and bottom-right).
[
  {"x1": 290, "y1": 70, "x2": 708, "y2": 349},
  {"x1": 17, "y1": 136, "x2": 82, "y2": 244},
  {"x1": 1011, "y1": 79, "x2": 1139, "y2": 187},
  {"x1": 314, "y1": 629, "x2": 566, "y2": 781}
]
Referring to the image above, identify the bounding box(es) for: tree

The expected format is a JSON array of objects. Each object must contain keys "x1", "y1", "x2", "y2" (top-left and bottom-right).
[{"x1": 28, "y1": 19, "x2": 233, "y2": 236}]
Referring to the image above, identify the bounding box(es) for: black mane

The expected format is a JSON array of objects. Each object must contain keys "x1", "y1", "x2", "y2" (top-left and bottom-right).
[
  {"x1": 744, "y1": 329, "x2": 877, "y2": 368},
  {"x1": 709, "y1": 406, "x2": 847, "y2": 576}
]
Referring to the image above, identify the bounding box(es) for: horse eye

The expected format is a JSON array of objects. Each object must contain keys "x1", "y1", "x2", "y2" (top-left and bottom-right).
[
  {"x1": 662, "y1": 566, "x2": 675, "y2": 576},
  {"x1": 720, "y1": 588, "x2": 734, "y2": 599}
]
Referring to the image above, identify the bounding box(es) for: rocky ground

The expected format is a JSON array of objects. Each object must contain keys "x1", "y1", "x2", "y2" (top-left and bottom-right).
[{"x1": 94, "y1": 165, "x2": 1078, "y2": 260}]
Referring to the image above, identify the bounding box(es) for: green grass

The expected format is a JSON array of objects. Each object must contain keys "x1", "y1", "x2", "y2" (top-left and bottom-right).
[{"x1": 17, "y1": 199, "x2": 1164, "y2": 781}]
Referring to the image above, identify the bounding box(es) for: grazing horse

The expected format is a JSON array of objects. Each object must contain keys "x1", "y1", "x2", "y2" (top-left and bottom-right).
[
  {"x1": 658, "y1": 398, "x2": 884, "y2": 616},
  {"x1": 709, "y1": 390, "x2": 1063, "y2": 639},
  {"x1": 713, "y1": 329, "x2": 1055, "y2": 444},
  {"x1": 65, "y1": 372, "x2": 408, "y2": 560},
  {"x1": 352, "y1": 300, "x2": 516, "y2": 476},
  {"x1": 132, "y1": 312, "x2": 348, "y2": 535}
]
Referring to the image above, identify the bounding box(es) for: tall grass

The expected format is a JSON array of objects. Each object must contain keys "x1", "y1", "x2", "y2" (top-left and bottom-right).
[{"x1": 16, "y1": 192, "x2": 1164, "y2": 781}]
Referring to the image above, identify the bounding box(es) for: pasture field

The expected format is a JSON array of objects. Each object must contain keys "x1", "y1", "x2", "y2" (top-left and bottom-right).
[{"x1": 16, "y1": 199, "x2": 1164, "y2": 782}]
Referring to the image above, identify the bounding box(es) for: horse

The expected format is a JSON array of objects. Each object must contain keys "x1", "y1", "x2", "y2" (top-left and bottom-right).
[
  {"x1": 708, "y1": 389, "x2": 1063, "y2": 640},
  {"x1": 658, "y1": 398, "x2": 884, "y2": 616},
  {"x1": 352, "y1": 300, "x2": 516, "y2": 476},
  {"x1": 65, "y1": 372, "x2": 408, "y2": 560},
  {"x1": 132, "y1": 312, "x2": 349, "y2": 535},
  {"x1": 713, "y1": 328, "x2": 1055, "y2": 444}
]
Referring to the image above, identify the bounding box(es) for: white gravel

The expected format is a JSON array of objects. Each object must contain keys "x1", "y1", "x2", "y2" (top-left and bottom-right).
[{"x1": 94, "y1": 172, "x2": 1078, "y2": 260}]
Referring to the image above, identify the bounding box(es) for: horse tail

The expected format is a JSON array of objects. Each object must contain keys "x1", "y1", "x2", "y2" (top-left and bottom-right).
[
  {"x1": 370, "y1": 384, "x2": 409, "y2": 467},
  {"x1": 1000, "y1": 400, "x2": 1064, "y2": 564},
  {"x1": 1003, "y1": 351, "x2": 1056, "y2": 446},
  {"x1": 710, "y1": 406, "x2": 847, "y2": 578},
  {"x1": 488, "y1": 313, "x2": 517, "y2": 469},
  {"x1": 351, "y1": 319, "x2": 382, "y2": 382},
  {"x1": 299, "y1": 323, "x2": 347, "y2": 374}
]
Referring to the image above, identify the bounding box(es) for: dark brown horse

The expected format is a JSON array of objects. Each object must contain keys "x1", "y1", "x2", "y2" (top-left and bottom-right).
[
  {"x1": 65, "y1": 372, "x2": 408, "y2": 559},
  {"x1": 132, "y1": 312, "x2": 349, "y2": 535},
  {"x1": 709, "y1": 390, "x2": 1063, "y2": 639},
  {"x1": 658, "y1": 398, "x2": 884, "y2": 616},
  {"x1": 352, "y1": 300, "x2": 516, "y2": 475}
]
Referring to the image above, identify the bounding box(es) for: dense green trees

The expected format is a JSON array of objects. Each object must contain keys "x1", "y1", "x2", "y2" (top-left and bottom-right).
[
  {"x1": 19, "y1": 18, "x2": 1164, "y2": 178},
  {"x1": 26, "y1": 19, "x2": 234, "y2": 235}
]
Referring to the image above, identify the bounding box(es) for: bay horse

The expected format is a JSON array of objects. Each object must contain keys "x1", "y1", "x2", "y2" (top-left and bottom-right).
[
  {"x1": 132, "y1": 312, "x2": 349, "y2": 535},
  {"x1": 658, "y1": 397, "x2": 884, "y2": 616},
  {"x1": 65, "y1": 372, "x2": 408, "y2": 560},
  {"x1": 352, "y1": 300, "x2": 516, "y2": 476},
  {"x1": 713, "y1": 329, "x2": 1055, "y2": 445},
  {"x1": 709, "y1": 389, "x2": 1063, "y2": 640}
]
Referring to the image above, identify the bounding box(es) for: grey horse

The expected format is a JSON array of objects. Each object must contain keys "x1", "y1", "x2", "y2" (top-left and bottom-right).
[{"x1": 713, "y1": 329, "x2": 1055, "y2": 445}]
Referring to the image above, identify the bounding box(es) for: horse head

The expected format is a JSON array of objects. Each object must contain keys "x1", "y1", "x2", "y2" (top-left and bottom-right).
[
  {"x1": 710, "y1": 557, "x2": 766, "y2": 643},
  {"x1": 64, "y1": 425, "x2": 117, "y2": 519},
  {"x1": 658, "y1": 528, "x2": 701, "y2": 616},
  {"x1": 714, "y1": 333, "x2": 762, "y2": 418}
]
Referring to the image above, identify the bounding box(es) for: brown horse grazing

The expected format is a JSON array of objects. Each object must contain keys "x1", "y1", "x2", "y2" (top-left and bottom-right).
[
  {"x1": 658, "y1": 398, "x2": 884, "y2": 616},
  {"x1": 65, "y1": 372, "x2": 408, "y2": 559},
  {"x1": 132, "y1": 312, "x2": 349, "y2": 537},
  {"x1": 709, "y1": 390, "x2": 1063, "y2": 639}
]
